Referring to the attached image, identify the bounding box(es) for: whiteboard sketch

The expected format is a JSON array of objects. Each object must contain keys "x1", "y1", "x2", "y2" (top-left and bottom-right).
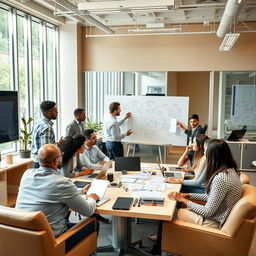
[
  {"x1": 103, "y1": 95, "x2": 189, "y2": 146},
  {"x1": 231, "y1": 85, "x2": 256, "y2": 126}
]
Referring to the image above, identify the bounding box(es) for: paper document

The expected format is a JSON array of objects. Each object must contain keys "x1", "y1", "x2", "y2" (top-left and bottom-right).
[
  {"x1": 170, "y1": 118, "x2": 177, "y2": 133},
  {"x1": 87, "y1": 179, "x2": 109, "y2": 199}
]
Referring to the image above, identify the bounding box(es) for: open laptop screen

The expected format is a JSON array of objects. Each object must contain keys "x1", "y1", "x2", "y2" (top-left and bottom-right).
[
  {"x1": 115, "y1": 157, "x2": 141, "y2": 172},
  {"x1": 227, "y1": 129, "x2": 246, "y2": 141}
]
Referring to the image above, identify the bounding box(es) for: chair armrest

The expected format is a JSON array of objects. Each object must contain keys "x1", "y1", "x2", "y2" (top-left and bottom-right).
[
  {"x1": 170, "y1": 220, "x2": 230, "y2": 238},
  {"x1": 55, "y1": 217, "x2": 96, "y2": 244}
]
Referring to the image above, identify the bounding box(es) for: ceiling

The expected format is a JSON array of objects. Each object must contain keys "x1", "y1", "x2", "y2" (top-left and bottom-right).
[{"x1": 9, "y1": 0, "x2": 256, "y2": 36}]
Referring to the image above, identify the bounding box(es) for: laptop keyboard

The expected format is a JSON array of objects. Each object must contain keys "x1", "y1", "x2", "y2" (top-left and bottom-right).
[{"x1": 87, "y1": 173, "x2": 98, "y2": 179}]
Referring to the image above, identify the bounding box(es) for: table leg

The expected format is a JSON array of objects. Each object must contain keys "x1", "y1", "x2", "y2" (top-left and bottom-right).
[
  {"x1": 97, "y1": 216, "x2": 150, "y2": 255},
  {"x1": 158, "y1": 146, "x2": 163, "y2": 164}
]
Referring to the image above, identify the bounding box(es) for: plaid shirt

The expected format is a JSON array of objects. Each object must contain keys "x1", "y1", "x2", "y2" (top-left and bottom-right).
[{"x1": 31, "y1": 117, "x2": 56, "y2": 162}]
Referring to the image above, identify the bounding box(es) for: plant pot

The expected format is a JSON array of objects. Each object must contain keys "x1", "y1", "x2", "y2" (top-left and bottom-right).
[{"x1": 19, "y1": 150, "x2": 31, "y2": 159}]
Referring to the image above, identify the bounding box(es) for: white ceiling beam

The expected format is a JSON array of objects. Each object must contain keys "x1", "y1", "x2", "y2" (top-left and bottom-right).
[{"x1": 78, "y1": 0, "x2": 174, "y2": 11}]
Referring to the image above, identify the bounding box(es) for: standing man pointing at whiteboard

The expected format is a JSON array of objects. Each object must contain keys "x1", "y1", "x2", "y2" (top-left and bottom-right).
[{"x1": 103, "y1": 102, "x2": 133, "y2": 160}]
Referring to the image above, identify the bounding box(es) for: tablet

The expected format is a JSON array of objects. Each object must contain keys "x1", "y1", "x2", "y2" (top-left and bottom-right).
[
  {"x1": 112, "y1": 197, "x2": 133, "y2": 210},
  {"x1": 74, "y1": 181, "x2": 91, "y2": 188}
]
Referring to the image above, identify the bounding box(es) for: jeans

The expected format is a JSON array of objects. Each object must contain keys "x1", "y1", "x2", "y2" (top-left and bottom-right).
[
  {"x1": 33, "y1": 161, "x2": 40, "y2": 168},
  {"x1": 106, "y1": 141, "x2": 124, "y2": 160},
  {"x1": 65, "y1": 220, "x2": 99, "y2": 252}
]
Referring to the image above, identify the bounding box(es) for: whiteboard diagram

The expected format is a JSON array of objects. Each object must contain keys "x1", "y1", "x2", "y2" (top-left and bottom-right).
[
  {"x1": 103, "y1": 95, "x2": 189, "y2": 146},
  {"x1": 231, "y1": 85, "x2": 256, "y2": 126}
]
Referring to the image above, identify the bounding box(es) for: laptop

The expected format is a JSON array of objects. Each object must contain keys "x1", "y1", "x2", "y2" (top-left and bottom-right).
[
  {"x1": 157, "y1": 159, "x2": 182, "y2": 179},
  {"x1": 86, "y1": 160, "x2": 113, "y2": 179},
  {"x1": 227, "y1": 129, "x2": 246, "y2": 141},
  {"x1": 115, "y1": 157, "x2": 141, "y2": 172}
]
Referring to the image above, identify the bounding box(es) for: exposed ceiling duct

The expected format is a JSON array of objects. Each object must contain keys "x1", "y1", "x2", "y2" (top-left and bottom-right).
[
  {"x1": 216, "y1": 0, "x2": 242, "y2": 38},
  {"x1": 52, "y1": 0, "x2": 114, "y2": 34}
]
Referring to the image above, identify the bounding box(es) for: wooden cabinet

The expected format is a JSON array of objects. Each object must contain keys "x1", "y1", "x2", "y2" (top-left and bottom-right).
[
  {"x1": 0, "y1": 157, "x2": 32, "y2": 206},
  {"x1": 227, "y1": 141, "x2": 256, "y2": 171}
]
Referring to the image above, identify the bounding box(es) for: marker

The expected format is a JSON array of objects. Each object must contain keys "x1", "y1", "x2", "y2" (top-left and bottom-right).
[
  {"x1": 133, "y1": 198, "x2": 138, "y2": 207},
  {"x1": 137, "y1": 198, "x2": 141, "y2": 207}
]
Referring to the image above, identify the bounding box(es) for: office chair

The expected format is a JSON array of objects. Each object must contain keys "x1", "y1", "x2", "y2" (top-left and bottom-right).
[
  {"x1": 161, "y1": 184, "x2": 256, "y2": 256},
  {"x1": 0, "y1": 206, "x2": 97, "y2": 256}
]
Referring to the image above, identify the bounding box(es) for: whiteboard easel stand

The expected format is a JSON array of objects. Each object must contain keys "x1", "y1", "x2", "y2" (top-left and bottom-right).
[{"x1": 126, "y1": 143, "x2": 168, "y2": 164}]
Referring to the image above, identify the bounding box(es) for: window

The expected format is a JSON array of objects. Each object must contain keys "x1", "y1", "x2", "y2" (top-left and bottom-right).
[
  {"x1": 220, "y1": 71, "x2": 256, "y2": 136},
  {"x1": 0, "y1": 3, "x2": 59, "y2": 154}
]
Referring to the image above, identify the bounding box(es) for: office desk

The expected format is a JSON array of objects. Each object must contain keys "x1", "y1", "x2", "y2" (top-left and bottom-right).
[{"x1": 74, "y1": 163, "x2": 183, "y2": 256}]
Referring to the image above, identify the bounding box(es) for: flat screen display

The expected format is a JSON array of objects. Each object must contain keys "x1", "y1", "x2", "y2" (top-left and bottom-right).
[
  {"x1": 0, "y1": 91, "x2": 19, "y2": 143},
  {"x1": 115, "y1": 157, "x2": 141, "y2": 171}
]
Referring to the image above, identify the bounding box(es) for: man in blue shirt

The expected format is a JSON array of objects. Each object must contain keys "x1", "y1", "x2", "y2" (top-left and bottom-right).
[
  {"x1": 16, "y1": 144, "x2": 99, "y2": 250},
  {"x1": 103, "y1": 102, "x2": 133, "y2": 159},
  {"x1": 79, "y1": 129, "x2": 110, "y2": 170},
  {"x1": 31, "y1": 101, "x2": 62, "y2": 168}
]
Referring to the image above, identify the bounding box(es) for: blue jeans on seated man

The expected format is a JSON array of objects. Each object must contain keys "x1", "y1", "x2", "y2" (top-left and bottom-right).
[
  {"x1": 106, "y1": 141, "x2": 124, "y2": 160},
  {"x1": 65, "y1": 220, "x2": 99, "y2": 252}
]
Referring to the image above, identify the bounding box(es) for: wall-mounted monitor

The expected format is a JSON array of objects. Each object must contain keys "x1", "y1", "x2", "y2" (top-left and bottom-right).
[{"x1": 0, "y1": 91, "x2": 19, "y2": 144}]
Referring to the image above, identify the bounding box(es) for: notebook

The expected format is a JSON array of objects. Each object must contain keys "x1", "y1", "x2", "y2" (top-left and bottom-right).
[
  {"x1": 86, "y1": 179, "x2": 109, "y2": 199},
  {"x1": 115, "y1": 157, "x2": 140, "y2": 172},
  {"x1": 112, "y1": 197, "x2": 133, "y2": 210}
]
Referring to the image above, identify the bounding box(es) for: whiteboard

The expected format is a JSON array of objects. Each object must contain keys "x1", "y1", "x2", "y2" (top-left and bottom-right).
[
  {"x1": 231, "y1": 85, "x2": 256, "y2": 126},
  {"x1": 103, "y1": 95, "x2": 189, "y2": 146}
]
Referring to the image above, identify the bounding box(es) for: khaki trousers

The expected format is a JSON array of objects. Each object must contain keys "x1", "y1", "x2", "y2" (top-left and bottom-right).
[{"x1": 176, "y1": 208, "x2": 220, "y2": 229}]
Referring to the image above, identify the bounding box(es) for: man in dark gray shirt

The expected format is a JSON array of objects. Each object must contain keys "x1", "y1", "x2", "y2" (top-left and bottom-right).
[
  {"x1": 16, "y1": 144, "x2": 99, "y2": 247},
  {"x1": 65, "y1": 108, "x2": 86, "y2": 137}
]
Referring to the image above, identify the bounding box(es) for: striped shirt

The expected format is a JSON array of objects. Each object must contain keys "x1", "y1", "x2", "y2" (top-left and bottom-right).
[
  {"x1": 31, "y1": 117, "x2": 56, "y2": 163},
  {"x1": 187, "y1": 168, "x2": 242, "y2": 226}
]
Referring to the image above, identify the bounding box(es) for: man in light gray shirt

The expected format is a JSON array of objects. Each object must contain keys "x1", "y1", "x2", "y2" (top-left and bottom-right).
[
  {"x1": 79, "y1": 129, "x2": 110, "y2": 170},
  {"x1": 16, "y1": 144, "x2": 99, "y2": 240},
  {"x1": 65, "y1": 108, "x2": 86, "y2": 137},
  {"x1": 103, "y1": 102, "x2": 133, "y2": 159}
]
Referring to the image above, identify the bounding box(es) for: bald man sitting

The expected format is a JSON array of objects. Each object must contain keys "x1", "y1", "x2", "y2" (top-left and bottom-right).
[{"x1": 16, "y1": 144, "x2": 99, "y2": 251}]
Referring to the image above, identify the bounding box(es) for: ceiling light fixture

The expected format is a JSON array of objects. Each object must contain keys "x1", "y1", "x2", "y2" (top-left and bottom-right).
[
  {"x1": 128, "y1": 28, "x2": 181, "y2": 33},
  {"x1": 219, "y1": 33, "x2": 240, "y2": 51}
]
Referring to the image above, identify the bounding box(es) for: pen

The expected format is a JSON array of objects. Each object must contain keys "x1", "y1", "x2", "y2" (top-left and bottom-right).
[
  {"x1": 133, "y1": 198, "x2": 138, "y2": 207},
  {"x1": 123, "y1": 186, "x2": 128, "y2": 192},
  {"x1": 137, "y1": 197, "x2": 141, "y2": 207}
]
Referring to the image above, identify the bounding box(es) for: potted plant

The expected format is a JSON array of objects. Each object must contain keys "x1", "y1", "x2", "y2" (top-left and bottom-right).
[
  {"x1": 85, "y1": 117, "x2": 102, "y2": 132},
  {"x1": 19, "y1": 116, "x2": 33, "y2": 158}
]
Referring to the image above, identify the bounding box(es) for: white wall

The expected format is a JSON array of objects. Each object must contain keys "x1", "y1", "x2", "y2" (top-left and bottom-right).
[{"x1": 59, "y1": 24, "x2": 80, "y2": 136}]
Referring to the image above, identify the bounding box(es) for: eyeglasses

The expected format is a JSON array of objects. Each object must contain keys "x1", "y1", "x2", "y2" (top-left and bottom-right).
[{"x1": 54, "y1": 152, "x2": 64, "y2": 161}]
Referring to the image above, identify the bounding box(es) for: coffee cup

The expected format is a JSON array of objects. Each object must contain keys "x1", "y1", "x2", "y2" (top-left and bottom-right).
[
  {"x1": 107, "y1": 173, "x2": 114, "y2": 182},
  {"x1": 5, "y1": 154, "x2": 13, "y2": 164}
]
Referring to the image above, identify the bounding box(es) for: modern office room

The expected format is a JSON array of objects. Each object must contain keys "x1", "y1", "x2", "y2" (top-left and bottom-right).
[{"x1": 0, "y1": 0, "x2": 256, "y2": 256}]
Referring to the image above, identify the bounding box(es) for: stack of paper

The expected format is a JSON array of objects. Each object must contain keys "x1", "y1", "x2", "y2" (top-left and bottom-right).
[{"x1": 132, "y1": 191, "x2": 164, "y2": 201}]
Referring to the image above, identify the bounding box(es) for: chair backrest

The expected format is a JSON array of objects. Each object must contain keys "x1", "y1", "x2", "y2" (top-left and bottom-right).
[
  {"x1": 202, "y1": 124, "x2": 208, "y2": 134},
  {"x1": 240, "y1": 173, "x2": 250, "y2": 184},
  {"x1": 222, "y1": 184, "x2": 256, "y2": 236},
  {"x1": 0, "y1": 205, "x2": 56, "y2": 245}
]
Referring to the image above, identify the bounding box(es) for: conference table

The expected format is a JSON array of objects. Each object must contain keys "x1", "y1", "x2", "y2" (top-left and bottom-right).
[{"x1": 73, "y1": 163, "x2": 184, "y2": 256}]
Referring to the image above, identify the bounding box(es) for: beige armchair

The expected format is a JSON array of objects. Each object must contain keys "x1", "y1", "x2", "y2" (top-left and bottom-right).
[
  {"x1": 162, "y1": 184, "x2": 256, "y2": 256},
  {"x1": 0, "y1": 206, "x2": 97, "y2": 256}
]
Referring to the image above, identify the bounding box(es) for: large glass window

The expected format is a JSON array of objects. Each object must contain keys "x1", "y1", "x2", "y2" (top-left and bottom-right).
[
  {"x1": 220, "y1": 71, "x2": 256, "y2": 137},
  {"x1": 0, "y1": 7, "x2": 10, "y2": 90},
  {"x1": 0, "y1": 3, "x2": 59, "y2": 154},
  {"x1": 46, "y1": 25, "x2": 57, "y2": 101},
  {"x1": 31, "y1": 20, "x2": 41, "y2": 121}
]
